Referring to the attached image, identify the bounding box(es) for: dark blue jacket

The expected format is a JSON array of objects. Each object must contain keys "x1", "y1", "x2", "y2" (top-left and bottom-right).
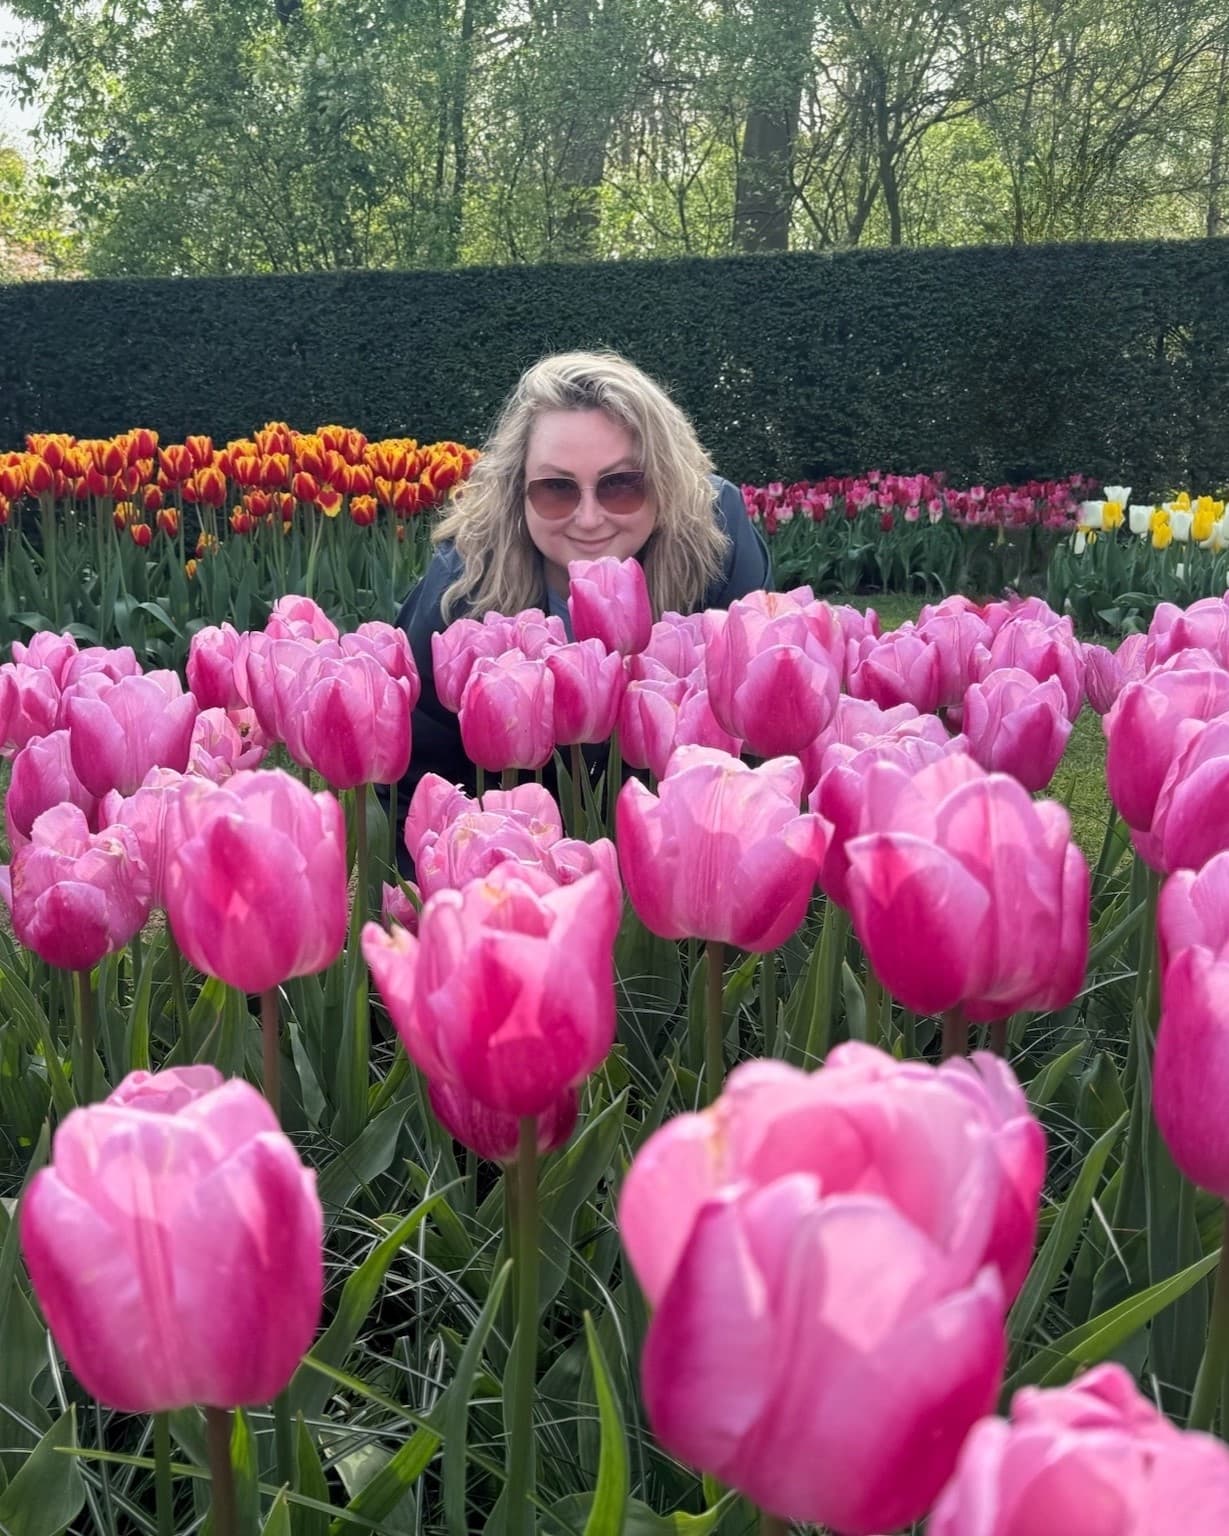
[{"x1": 384, "y1": 476, "x2": 770, "y2": 863}]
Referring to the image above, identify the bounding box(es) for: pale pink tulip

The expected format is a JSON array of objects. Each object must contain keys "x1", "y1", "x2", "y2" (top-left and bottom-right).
[
  {"x1": 0, "y1": 662, "x2": 60, "y2": 754},
  {"x1": 187, "y1": 707, "x2": 269, "y2": 782},
  {"x1": 10, "y1": 630, "x2": 79, "y2": 686},
  {"x1": 1146, "y1": 596, "x2": 1229, "y2": 671}
]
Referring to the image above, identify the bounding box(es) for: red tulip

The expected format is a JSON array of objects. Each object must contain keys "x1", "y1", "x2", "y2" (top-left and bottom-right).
[
  {"x1": 617, "y1": 746, "x2": 829, "y2": 951},
  {"x1": 703, "y1": 600, "x2": 840, "y2": 756},
  {"x1": 280, "y1": 650, "x2": 415, "y2": 789},
  {"x1": 846, "y1": 626, "x2": 943, "y2": 715},
  {"x1": 164, "y1": 769, "x2": 348, "y2": 993},
  {"x1": 845, "y1": 754, "x2": 1088, "y2": 1021},
  {"x1": 2, "y1": 803, "x2": 152, "y2": 969},
  {"x1": 20, "y1": 1066, "x2": 323, "y2": 1412},
  {"x1": 65, "y1": 671, "x2": 198, "y2": 797},
  {"x1": 545, "y1": 640, "x2": 626, "y2": 744},
  {"x1": 619, "y1": 1047, "x2": 1025, "y2": 1534},
  {"x1": 568, "y1": 557, "x2": 652, "y2": 656},
  {"x1": 427, "y1": 1079, "x2": 578, "y2": 1163},
  {"x1": 361, "y1": 863, "x2": 620, "y2": 1116},
  {"x1": 5, "y1": 729, "x2": 98, "y2": 849},
  {"x1": 930, "y1": 1365, "x2": 1229, "y2": 1535},
  {"x1": 458, "y1": 653, "x2": 555, "y2": 773},
  {"x1": 961, "y1": 668, "x2": 1072, "y2": 791}
]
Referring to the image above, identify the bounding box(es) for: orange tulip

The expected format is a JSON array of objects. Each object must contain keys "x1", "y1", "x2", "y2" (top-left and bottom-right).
[
  {"x1": 185, "y1": 559, "x2": 199, "y2": 580},
  {"x1": 261, "y1": 454, "x2": 291, "y2": 489},
  {"x1": 392, "y1": 481, "x2": 420, "y2": 516},
  {"x1": 229, "y1": 507, "x2": 254, "y2": 535},
  {"x1": 317, "y1": 487, "x2": 342, "y2": 517},
  {"x1": 244, "y1": 490, "x2": 273, "y2": 519},
  {"x1": 186, "y1": 435, "x2": 214, "y2": 468},
  {"x1": 85, "y1": 464, "x2": 113, "y2": 498},
  {"x1": 291, "y1": 471, "x2": 319, "y2": 503},
  {"x1": 0, "y1": 492, "x2": 9, "y2": 525},
  {"x1": 142, "y1": 484, "x2": 164, "y2": 514},
  {"x1": 156, "y1": 506, "x2": 180, "y2": 537},
  {"x1": 0, "y1": 458, "x2": 25, "y2": 499},
  {"x1": 255, "y1": 421, "x2": 294, "y2": 457},
  {"x1": 343, "y1": 462, "x2": 374, "y2": 495},
  {"x1": 129, "y1": 520, "x2": 152, "y2": 548},
  {"x1": 159, "y1": 444, "x2": 194, "y2": 483},
  {"x1": 274, "y1": 492, "x2": 296, "y2": 524},
  {"x1": 195, "y1": 532, "x2": 219, "y2": 558},
  {"x1": 349, "y1": 494, "x2": 378, "y2": 526},
  {"x1": 131, "y1": 427, "x2": 159, "y2": 459},
  {"x1": 24, "y1": 455, "x2": 53, "y2": 496},
  {"x1": 26, "y1": 433, "x2": 73, "y2": 470},
  {"x1": 118, "y1": 464, "x2": 142, "y2": 497},
  {"x1": 229, "y1": 454, "x2": 262, "y2": 488}
]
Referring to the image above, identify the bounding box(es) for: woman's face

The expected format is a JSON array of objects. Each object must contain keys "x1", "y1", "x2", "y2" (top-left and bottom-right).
[{"x1": 523, "y1": 409, "x2": 658, "y2": 591}]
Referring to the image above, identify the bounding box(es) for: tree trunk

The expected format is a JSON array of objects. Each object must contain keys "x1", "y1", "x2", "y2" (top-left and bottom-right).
[
  {"x1": 1208, "y1": 42, "x2": 1229, "y2": 239},
  {"x1": 732, "y1": 0, "x2": 816, "y2": 252}
]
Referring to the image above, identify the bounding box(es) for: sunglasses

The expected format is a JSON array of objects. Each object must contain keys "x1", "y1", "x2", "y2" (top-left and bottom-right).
[{"x1": 525, "y1": 470, "x2": 648, "y2": 520}]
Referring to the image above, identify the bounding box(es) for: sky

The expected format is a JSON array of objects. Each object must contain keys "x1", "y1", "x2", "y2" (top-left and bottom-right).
[{"x1": 0, "y1": 4, "x2": 39, "y2": 147}]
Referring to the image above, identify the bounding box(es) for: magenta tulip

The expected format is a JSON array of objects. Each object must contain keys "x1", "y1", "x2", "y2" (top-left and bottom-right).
[
  {"x1": 617, "y1": 746, "x2": 829, "y2": 951},
  {"x1": 5, "y1": 729, "x2": 98, "y2": 849},
  {"x1": 361, "y1": 862, "x2": 620, "y2": 1116},
  {"x1": 1146, "y1": 596, "x2": 1229, "y2": 671},
  {"x1": 380, "y1": 880, "x2": 421, "y2": 933},
  {"x1": 280, "y1": 650, "x2": 414, "y2": 789},
  {"x1": 100, "y1": 769, "x2": 213, "y2": 910},
  {"x1": 64, "y1": 670, "x2": 198, "y2": 797},
  {"x1": 631, "y1": 613, "x2": 706, "y2": 681},
  {"x1": 619, "y1": 1047, "x2": 1029, "y2": 1534},
  {"x1": 20, "y1": 1066, "x2": 323, "y2": 1413},
  {"x1": 164, "y1": 769, "x2": 348, "y2": 994},
  {"x1": 1081, "y1": 642, "x2": 1123, "y2": 714},
  {"x1": 186, "y1": 623, "x2": 247, "y2": 710},
  {"x1": 1145, "y1": 716, "x2": 1229, "y2": 873},
  {"x1": 916, "y1": 607, "x2": 993, "y2": 711},
  {"x1": 961, "y1": 668, "x2": 1072, "y2": 791},
  {"x1": 2, "y1": 803, "x2": 152, "y2": 969},
  {"x1": 427, "y1": 1079, "x2": 578, "y2": 1163},
  {"x1": 567, "y1": 556, "x2": 652, "y2": 656},
  {"x1": 1104, "y1": 655, "x2": 1229, "y2": 832},
  {"x1": 618, "y1": 677, "x2": 741, "y2": 778},
  {"x1": 60, "y1": 645, "x2": 142, "y2": 691},
  {"x1": 930, "y1": 1365, "x2": 1229, "y2": 1535},
  {"x1": 10, "y1": 630, "x2": 80, "y2": 686},
  {"x1": 846, "y1": 626, "x2": 943, "y2": 714},
  {"x1": 403, "y1": 775, "x2": 563, "y2": 865},
  {"x1": 703, "y1": 599, "x2": 840, "y2": 757},
  {"x1": 845, "y1": 754, "x2": 1089, "y2": 1021},
  {"x1": 458, "y1": 653, "x2": 555, "y2": 772},
  {"x1": 0, "y1": 662, "x2": 60, "y2": 753},
  {"x1": 341, "y1": 621, "x2": 421, "y2": 690},
  {"x1": 545, "y1": 639, "x2": 626, "y2": 744},
  {"x1": 266, "y1": 593, "x2": 339, "y2": 642},
  {"x1": 985, "y1": 616, "x2": 1084, "y2": 719}
]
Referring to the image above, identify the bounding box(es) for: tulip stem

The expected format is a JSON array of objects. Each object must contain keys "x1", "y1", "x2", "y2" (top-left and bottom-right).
[
  {"x1": 605, "y1": 729, "x2": 622, "y2": 837},
  {"x1": 167, "y1": 932, "x2": 192, "y2": 1059},
  {"x1": 273, "y1": 1390, "x2": 295, "y2": 1497},
  {"x1": 507, "y1": 1116, "x2": 540, "y2": 1536},
  {"x1": 760, "y1": 1515, "x2": 789, "y2": 1535},
  {"x1": 76, "y1": 968, "x2": 96, "y2": 1105},
  {"x1": 989, "y1": 1017, "x2": 1008, "y2": 1056},
  {"x1": 941, "y1": 1008, "x2": 966, "y2": 1061},
  {"x1": 502, "y1": 767, "x2": 517, "y2": 791},
  {"x1": 570, "y1": 742, "x2": 585, "y2": 836},
  {"x1": 154, "y1": 1413, "x2": 174, "y2": 1536},
  {"x1": 477, "y1": 765, "x2": 486, "y2": 803},
  {"x1": 1189, "y1": 1209, "x2": 1229, "y2": 1434},
  {"x1": 705, "y1": 939, "x2": 725, "y2": 1104},
  {"x1": 204, "y1": 1407, "x2": 238, "y2": 1536},
  {"x1": 261, "y1": 988, "x2": 281, "y2": 1121},
  {"x1": 761, "y1": 948, "x2": 780, "y2": 1057}
]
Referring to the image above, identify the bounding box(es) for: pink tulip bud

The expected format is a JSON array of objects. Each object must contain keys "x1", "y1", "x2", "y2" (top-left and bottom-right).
[
  {"x1": 280, "y1": 650, "x2": 414, "y2": 789},
  {"x1": 846, "y1": 753, "x2": 1088, "y2": 1021},
  {"x1": 985, "y1": 616, "x2": 1084, "y2": 719},
  {"x1": 500, "y1": 607, "x2": 567, "y2": 658},
  {"x1": 427, "y1": 1078, "x2": 578, "y2": 1163},
  {"x1": 631, "y1": 613, "x2": 706, "y2": 680},
  {"x1": 64, "y1": 670, "x2": 198, "y2": 797},
  {"x1": 961, "y1": 668, "x2": 1072, "y2": 791},
  {"x1": 100, "y1": 769, "x2": 214, "y2": 909},
  {"x1": 380, "y1": 880, "x2": 421, "y2": 933},
  {"x1": 362, "y1": 863, "x2": 620, "y2": 1117},
  {"x1": 618, "y1": 677, "x2": 741, "y2": 779},
  {"x1": 567, "y1": 557, "x2": 652, "y2": 656},
  {"x1": 1081, "y1": 642, "x2": 1123, "y2": 714},
  {"x1": 846, "y1": 626, "x2": 943, "y2": 715},
  {"x1": 164, "y1": 769, "x2": 348, "y2": 993},
  {"x1": 458, "y1": 653, "x2": 555, "y2": 772},
  {"x1": 2, "y1": 803, "x2": 152, "y2": 969},
  {"x1": 186, "y1": 623, "x2": 248, "y2": 710},
  {"x1": 266, "y1": 594, "x2": 338, "y2": 642},
  {"x1": 432, "y1": 620, "x2": 505, "y2": 713},
  {"x1": 617, "y1": 746, "x2": 829, "y2": 951},
  {"x1": 1146, "y1": 596, "x2": 1229, "y2": 670},
  {"x1": 0, "y1": 662, "x2": 60, "y2": 753},
  {"x1": 619, "y1": 1046, "x2": 1035, "y2": 1534},
  {"x1": 242, "y1": 636, "x2": 314, "y2": 742},
  {"x1": 1104, "y1": 656, "x2": 1229, "y2": 832},
  {"x1": 545, "y1": 639, "x2": 626, "y2": 744},
  {"x1": 9, "y1": 630, "x2": 79, "y2": 686},
  {"x1": 20, "y1": 1066, "x2": 323, "y2": 1413},
  {"x1": 930, "y1": 1365, "x2": 1229, "y2": 1535},
  {"x1": 703, "y1": 600, "x2": 840, "y2": 756},
  {"x1": 5, "y1": 729, "x2": 98, "y2": 850}
]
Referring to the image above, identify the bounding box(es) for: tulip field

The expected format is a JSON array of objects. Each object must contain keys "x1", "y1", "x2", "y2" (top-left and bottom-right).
[{"x1": 9, "y1": 535, "x2": 1229, "y2": 1531}]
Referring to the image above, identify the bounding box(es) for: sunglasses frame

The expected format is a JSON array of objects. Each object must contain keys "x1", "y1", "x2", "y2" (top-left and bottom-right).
[{"x1": 524, "y1": 469, "x2": 649, "y2": 520}]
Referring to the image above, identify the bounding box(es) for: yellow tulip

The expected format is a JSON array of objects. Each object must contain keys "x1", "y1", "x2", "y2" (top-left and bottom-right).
[
  {"x1": 1193, "y1": 503, "x2": 1217, "y2": 543},
  {"x1": 1102, "y1": 500, "x2": 1124, "y2": 530},
  {"x1": 1153, "y1": 524, "x2": 1174, "y2": 551},
  {"x1": 1150, "y1": 507, "x2": 1171, "y2": 534},
  {"x1": 1172, "y1": 490, "x2": 1192, "y2": 511}
]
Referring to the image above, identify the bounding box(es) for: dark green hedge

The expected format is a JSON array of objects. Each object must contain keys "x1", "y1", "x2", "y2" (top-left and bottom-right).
[{"x1": 2, "y1": 242, "x2": 1228, "y2": 495}]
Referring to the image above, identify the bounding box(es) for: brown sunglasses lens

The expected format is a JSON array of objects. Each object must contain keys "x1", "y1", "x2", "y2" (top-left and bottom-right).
[{"x1": 526, "y1": 471, "x2": 647, "y2": 519}]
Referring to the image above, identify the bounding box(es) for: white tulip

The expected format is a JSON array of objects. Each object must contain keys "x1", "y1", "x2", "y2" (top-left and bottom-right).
[
  {"x1": 1103, "y1": 485, "x2": 1132, "y2": 505},
  {"x1": 1171, "y1": 510, "x2": 1194, "y2": 543},
  {"x1": 1128, "y1": 505, "x2": 1153, "y2": 535},
  {"x1": 1077, "y1": 500, "x2": 1104, "y2": 529}
]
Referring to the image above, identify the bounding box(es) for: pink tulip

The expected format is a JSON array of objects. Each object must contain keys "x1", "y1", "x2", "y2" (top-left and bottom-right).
[
  {"x1": 100, "y1": 770, "x2": 213, "y2": 909},
  {"x1": 982, "y1": 595, "x2": 1067, "y2": 635},
  {"x1": 1146, "y1": 596, "x2": 1229, "y2": 670},
  {"x1": 20, "y1": 1066, "x2": 323, "y2": 1412},
  {"x1": 164, "y1": 769, "x2": 348, "y2": 994},
  {"x1": 930, "y1": 1364, "x2": 1229, "y2": 1535},
  {"x1": 432, "y1": 619, "x2": 507, "y2": 713},
  {"x1": 1104, "y1": 656, "x2": 1229, "y2": 832},
  {"x1": 60, "y1": 645, "x2": 142, "y2": 691},
  {"x1": 1155, "y1": 854, "x2": 1229, "y2": 1199},
  {"x1": 1081, "y1": 642, "x2": 1123, "y2": 714},
  {"x1": 266, "y1": 593, "x2": 338, "y2": 642},
  {"x1": 916, "y1": 608, "x2": 993, "y2": 710},
  {"x1": 500, "y1": 607, "x2": 567, "y2": 658},
  {"x1": 919, "y1": 594, "x2": 993, "y2": 630},
  {"x1": 2, "y1": 803, "x2": 152, "y2": 969},
  {"x1": 703, "y1": 600, "x2": 840, "y2": 757},
  {"x1": 617, "y1": 746, "x2": 829, "y2": 951},
  {"x1": 186, "y1": 623, "x2": 247, "y2": 710},
  {"x1": 458, "y1": 653, "x2": 555, "y2": 772},
  {"x1": 1145, "y1": 716, "x2": 1229, "y2": 873},
  {"x1": 280, "y1": 650, "x2": 414, "y2": 789},
  {"x1": 10, "y1": 630, "x2": 79, "y2": 686},
  {"x1": 846, "y1": 626, "x2": 943, "y2": 715},
  {"x1": 5, "y1": 729, "x2": 98, "y2": 849},
  {"x1": 380, "y1": 880, "x2": 420, "y2": 933},
  {"x1": 361, "y1": 863, "x2": 620, "y2": 1116},
  {"x1": 619, "y1": 1047, "x2": 1028, "y2": 1533},
  {"x1": 403, "y1": 775, "x2": 563, "y2": 864},
  {"x1": 242, "y1": 636, "x2": 314, "y2": 742},
  {"x1": 187, "y1": 706, "x2": 269, "y2": 782},
  {"x1": 0, "y1": 662, "x2": 60, "y2": 753},
  {"x1": 618, "y1": 677, "x2": 741, "y2": 779},
  {"x1": 845, "y1": 754, "x2": 1089, "y2": 1021},
  {"x1": 427, "y1": 1079, "x2": 578, "y2": 1163},
  {"x1": 985, "y1": 617, "x2": 1084, "y2": 719},
  {"x1": 64, "y1": 671, "x2": 198, "y2": 797},
  {"x1": 568, "y1": 557, "x2": 652, "y2": 656},
  {"x1": 961, "y1": 668, "x2": 1072, "y2": 791},
  {"x1": 415, "y1": 808, "x2": 558, "y2": 895},
  {"x1": 341, "y1": 622, "x2": 420, "y2": 689},
  {"x1": 545, "y1": 640, "x2": 626, "y2": 744},
  {"x1": 631, "y1": 614, "x2": 707, "y2": 680}
]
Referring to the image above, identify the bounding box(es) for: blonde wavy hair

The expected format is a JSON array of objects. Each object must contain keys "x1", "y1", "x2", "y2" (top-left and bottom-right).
[{"x1": 435, "y1": 351, "x2": 728, "y2": 619}]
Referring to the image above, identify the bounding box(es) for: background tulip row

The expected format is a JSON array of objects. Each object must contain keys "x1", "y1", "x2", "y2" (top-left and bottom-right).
[
  {"x1": 0, "y1": 425, "x2": 479, "y2": 670},
  {"x1": 7, "y1": 565, "x2": 1229, "y2": 1532}
]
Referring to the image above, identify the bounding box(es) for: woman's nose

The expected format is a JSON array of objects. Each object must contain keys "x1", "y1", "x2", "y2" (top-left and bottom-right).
[{"x1": 572, "y1": 488, "x2": 606, "y2": 529}]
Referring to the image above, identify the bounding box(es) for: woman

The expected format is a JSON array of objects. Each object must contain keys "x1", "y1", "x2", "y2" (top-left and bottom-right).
[{"x1": 388, "y1": 350, "x2": 771, "y2": 854}]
